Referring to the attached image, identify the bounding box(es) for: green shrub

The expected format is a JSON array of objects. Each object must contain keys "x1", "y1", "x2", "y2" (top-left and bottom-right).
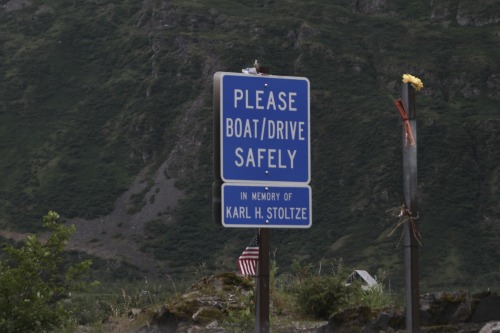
[
  {"x1": 295, "y1": 274, "x2": 354, "y2": 319},
  {"x1": 292, "y1": 263, "x2": 393, "y2": 319},
  {"x1": 355, "y1": 270, "x2": 393, "y2": 309},
  {"x1": 356, "y1": 284, "x2": 393, "y2": 309},
  {"x1": 224, "y1": 290, "x2": 255, "y2": 333},
  {"x1": 0, "y1": 211, "x2": 96, "y2": 332}
]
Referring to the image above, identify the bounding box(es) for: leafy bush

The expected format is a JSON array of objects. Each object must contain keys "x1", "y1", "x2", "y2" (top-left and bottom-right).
[
  {"x1": 291, "y1": 262, "x2": 393, "y2": 319},
  {"x1": 295, "y1": 274, "x2": 355, "y2": 319},
  {"x1": 224, "y1": 290, "x2": 255, "y2": 332},
  {"x1": 355, "y1": 269, "x2": 394, "y2": 309},
  {"x1": 0, "y1": 211, "x2": 95, "y2": 332},
  {"x1": 357, "y1": 283, "x2": 393, "y2": 309}
]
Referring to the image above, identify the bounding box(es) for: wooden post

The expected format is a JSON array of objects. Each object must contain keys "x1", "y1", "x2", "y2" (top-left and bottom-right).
[
  {"x1": 401, "y1": 84, "x2": 420, "y2": 333},
  {"x1": 255, "y1": 228, "x2": 270, "y2": 333}
]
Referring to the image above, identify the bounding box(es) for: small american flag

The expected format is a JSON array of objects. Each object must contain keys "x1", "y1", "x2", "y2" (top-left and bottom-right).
[{"x1": 237, "y1": 235, "x2": 259, "y2": 276}]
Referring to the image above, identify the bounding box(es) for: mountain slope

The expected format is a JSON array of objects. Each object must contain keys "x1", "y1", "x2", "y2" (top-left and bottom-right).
[{"x1": 0, "y1": 0, "x2": 499, "y2": 290}]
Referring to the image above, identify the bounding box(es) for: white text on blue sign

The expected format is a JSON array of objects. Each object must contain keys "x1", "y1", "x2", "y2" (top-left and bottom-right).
[
  {"x1": 222, "y1": 184, "x2": 312, "y2": 228},
  {"x1": 220, "y1": 74, "x2": 310, "y2": 183}
]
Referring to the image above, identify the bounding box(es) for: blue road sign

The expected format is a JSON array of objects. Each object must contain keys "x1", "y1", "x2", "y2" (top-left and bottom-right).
[
  {"x1": 217, "y1": 72, "x2": 310, "y2": 184},
  {"x1": 222, "y1": 183, "x2": 312, "y2": 228}
]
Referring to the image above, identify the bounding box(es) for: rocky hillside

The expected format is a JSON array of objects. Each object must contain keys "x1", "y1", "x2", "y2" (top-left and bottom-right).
[{"x1": 0, "y1": 0, "x2": 499, "y2": 290}]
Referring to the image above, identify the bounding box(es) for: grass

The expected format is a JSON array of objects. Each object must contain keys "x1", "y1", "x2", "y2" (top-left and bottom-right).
[{"x1": 65, "y1": 282, "x2": 176, "y2": 332}]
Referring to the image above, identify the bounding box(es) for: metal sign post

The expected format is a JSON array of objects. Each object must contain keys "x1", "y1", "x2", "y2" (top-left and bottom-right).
[
  {"x1": 255, "y1": 228, "x2": 270, "y2": 333},
  {"x1": 401, "y1": 83, "x2": 420, "y2": 333}
]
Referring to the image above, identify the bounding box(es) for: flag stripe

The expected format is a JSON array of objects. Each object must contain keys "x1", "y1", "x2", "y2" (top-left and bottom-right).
[
  {"x1": 237, "y1": 235, "x2": 259, "y2": 276},
  {"x1": 238, "y1": 260, "x2": 256, "y2": 276}
]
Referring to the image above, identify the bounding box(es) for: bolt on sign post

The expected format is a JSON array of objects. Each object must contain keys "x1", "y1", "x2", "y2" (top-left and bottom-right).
[
  {"x1": 213, "y1": 70, "x2": 311, "y2": 333},
  {"x1": 395, "y1": 75, "x2": 422, "y2": 333}
]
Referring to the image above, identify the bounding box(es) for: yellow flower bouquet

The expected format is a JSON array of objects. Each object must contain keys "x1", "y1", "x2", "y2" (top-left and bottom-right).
[{"x1": 402, "y1": 73, "x2": 424, "y2": 91}]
